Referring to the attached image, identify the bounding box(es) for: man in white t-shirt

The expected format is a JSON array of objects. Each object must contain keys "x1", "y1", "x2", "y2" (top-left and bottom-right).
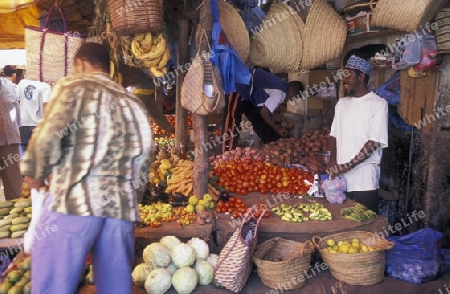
[
  {"x1": 327, "y1": 55, "x2": 388, "y2": 213},
  {"x1": 16, "y1": 79, "x2": 52, "y2": 152}
]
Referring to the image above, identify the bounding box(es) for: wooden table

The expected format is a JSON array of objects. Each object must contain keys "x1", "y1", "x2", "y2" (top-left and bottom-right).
[{"x1": 134, "y1": 193, "x2": 388, "y2": 252}]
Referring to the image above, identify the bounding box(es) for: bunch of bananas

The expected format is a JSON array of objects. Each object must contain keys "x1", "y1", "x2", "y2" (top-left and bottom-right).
[
  {"x1": 131, "y1": 32, "x2": 170, "y2": 78},
  {"x1": 341, "y1": 203, "x2": 377, "y2": 222}
]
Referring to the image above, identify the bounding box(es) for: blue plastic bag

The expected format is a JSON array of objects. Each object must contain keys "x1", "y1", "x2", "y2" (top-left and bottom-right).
[{"x1": 386, "y1": 228, "x2": 446, "y2": 284}]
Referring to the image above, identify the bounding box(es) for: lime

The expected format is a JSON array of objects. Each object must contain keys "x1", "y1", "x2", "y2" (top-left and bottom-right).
[{"x1": 326, "y1": 239, "x2": 336, "y2": 247}]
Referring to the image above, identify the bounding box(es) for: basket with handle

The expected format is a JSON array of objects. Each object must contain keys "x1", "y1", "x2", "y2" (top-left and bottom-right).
[
  {"x1": 312, "y1": 231, "x2": 394, "y2": 286},
  {"x1": 253, "y1": 238, "x2": 313, "y2": 290},
  {"x1": 24, "y1": 4, "x2": 85, "y2": 83},
  {"x1": 214, "y1": 204, "x2": 266, "y2": 293},
  {"x1": 107, "y1": 0, "x2": 163, "y2": 36}
]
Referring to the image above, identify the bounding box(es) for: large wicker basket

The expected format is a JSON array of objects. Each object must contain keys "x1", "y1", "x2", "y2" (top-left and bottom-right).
[
  {"x1": 253, "y1": 238, "x2": 313, "y2": 290},
  {"x1": 107, "y1": 0, "x2": 163, "y2": 36},
  {"x1": 312, "y1": 231, "x2": 394, "y2": 286},
  {"x1": 371, "y1": 0, "x2": 447, "y2": 32}
]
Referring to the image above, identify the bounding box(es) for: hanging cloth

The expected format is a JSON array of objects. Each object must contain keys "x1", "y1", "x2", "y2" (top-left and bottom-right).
[{"x1": 210, "y1": 0, "x2": 251, "y2": 94}]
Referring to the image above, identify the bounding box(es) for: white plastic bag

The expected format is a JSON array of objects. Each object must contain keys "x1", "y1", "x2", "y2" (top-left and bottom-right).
[
  {"x1": 23, "y1": 188, "x2": 48, "y2": 254},
  {"x1": 321, "y1": 176, "x2": 347, "y2": 204}
]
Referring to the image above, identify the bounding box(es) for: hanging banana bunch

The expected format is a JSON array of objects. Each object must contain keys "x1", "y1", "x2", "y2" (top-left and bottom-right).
[{"x1": 130, "y1": 32, "x2": 170, "y2": 78}]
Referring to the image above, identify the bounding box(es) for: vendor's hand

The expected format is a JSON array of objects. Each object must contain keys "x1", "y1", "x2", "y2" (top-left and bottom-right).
[
  {"x1": 23, "y1": 176, "x2": 46, "y2": 189},
  {"x1": 276, "y1": 127, "x2": 289, "y2": 138},
  {"x1": 326, "y1": 163, "x2": 351, "y2": 180}
]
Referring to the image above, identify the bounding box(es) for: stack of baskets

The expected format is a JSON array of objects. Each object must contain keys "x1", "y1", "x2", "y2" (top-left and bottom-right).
[
  {"x1": 253, "y1": 238, "x2": 313, "y2": 290},
  {"x1": 219, "y1": 1, "x2": 250, "y2": 62},
  {"x1": 371, "y1": 0, "x2": 447, "y2": 33},
  {"x1": 313, "y1": 231, "x2": 394, "y2": 286},
  {"x1": 434, "y1": 4, "x2": 450, "y2": 54},
  {"x1": 249, "y1": 4, "x2": 304, "y2": 73},
  {"x1": 301, "y1": 0, "x2": 347, "y2": 70}
]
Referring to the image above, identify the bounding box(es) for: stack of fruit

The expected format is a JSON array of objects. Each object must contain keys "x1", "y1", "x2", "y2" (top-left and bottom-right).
[
  {"x1": 271, "y1": 203, "x2": 332, "y2": 222},
  {"x1": 130, "y1": 32, "x2": 170, "y2": 78},
  {"x1": 138, "y1": 203, "x2": 175, "y2": 228},
  {"x1": 0, "y1": 255, "x2": 31, "y2": 293},
  {"x1": 323, "y1": 237, "x2": 376, "y2": 254},
  {"x1": 0, "y1": 198, "x2": 32, "y2": 239},
  {"x1": 340, "y1": 203, "x2": 377, "y2": 222}
]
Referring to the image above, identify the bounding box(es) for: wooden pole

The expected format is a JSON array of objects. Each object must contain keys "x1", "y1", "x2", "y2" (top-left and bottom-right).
[
  {"x1": 193, "y1": 0, "x2": 212, "y2": 198},
  {"x1": 175, "y1": 18, "x2": 190, "y2": 154}
]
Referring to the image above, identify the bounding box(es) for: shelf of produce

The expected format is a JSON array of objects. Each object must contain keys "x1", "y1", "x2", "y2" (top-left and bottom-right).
[
  {"x1": 214, "y1": 193, "x2": 388, "y2": 248},
  {"x1": 0, "y1": 238, "x2": 23, "y2": 249},
  {"x1": 134, "y1": 222, "x2": 212, "y2": 243}
]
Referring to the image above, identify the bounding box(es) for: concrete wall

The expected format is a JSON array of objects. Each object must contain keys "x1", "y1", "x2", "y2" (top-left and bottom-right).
[{"x1": 381, "y1": 55, "x2": 450, "y2": 247}]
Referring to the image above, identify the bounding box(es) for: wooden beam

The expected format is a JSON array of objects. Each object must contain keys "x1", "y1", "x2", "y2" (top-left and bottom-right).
[
  {"x1": 193, "y1": 0, "x2": 212, "y2": 198},
  {"x1": 175, "y1": 18, "x2": 190, "y2": 154}
]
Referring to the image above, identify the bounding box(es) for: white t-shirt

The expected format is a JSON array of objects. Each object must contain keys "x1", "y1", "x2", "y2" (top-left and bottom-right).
[
  {"x1": 16, "y1": 79, "x2": 52, "y2": 127},
  {"x1": 330, "y1": 92, "x2": 388, "y2": 192},
  {"x1": 258, "y1": 88, "x2": 286, "y2": 113}
]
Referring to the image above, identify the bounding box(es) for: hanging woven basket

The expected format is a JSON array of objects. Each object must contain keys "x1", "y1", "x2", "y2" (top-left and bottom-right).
[{"x1": 371, "y1": 0, "x2": 447, "y2": 33}]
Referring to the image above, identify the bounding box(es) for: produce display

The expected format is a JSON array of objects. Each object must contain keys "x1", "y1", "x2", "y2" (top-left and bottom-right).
[
  {"x1": 323, "y1": 237, "x2": 377, "y2": 254},
  {"x1": 185, "y1": 195, "x2": 215, "y2": 225},
  {"x1": 271, "y1": 203, "x2": 333, "y2": 222},
  {"x1": 0, "y1": 198, "x2": 32, "y2": 239},
  {"x1": 165, "y1": 160, "x2": 195, "y2": 196},
  {"x1": 151, "y1": 115, "x2": 192, "y2": 136},
  {"x1": 134, "y1": 236, "x2": 217, "y2": 294},
  {"x1": 215, "y1": 196, "x2": 270, "y2": 219},
  {"x1": 213, "y1": 159, "x2": 313, "y2": 195},
  {"x1": 340, "y1": 203, "x2": 378, "y2": 222},
  {"x1": 210, "y1": 126, "x2": 331, "y2": 173},
  {"x1": 0, "y1": 255, "x2": 31, "y2": 293}
]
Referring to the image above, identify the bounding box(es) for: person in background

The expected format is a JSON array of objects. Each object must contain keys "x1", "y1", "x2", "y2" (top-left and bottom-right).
[
  {"x1": 223, "y1": 69, "x2": 304, "y2": 150},
  {"x1": 21, "y1": 43, "x2": 152, "y2": 294},
  {"x1": 327, "y1": 55, "x2": 388, "y2": 213},
  {"x1": 0, "y1": 75, "x2": 22, "y2": 200},
  {"x1": 16, "y1": 77, "x2": 52, "y2": 152},
  {"x1": 3, "y1": 65, "x2": 17, "y2": 86}
]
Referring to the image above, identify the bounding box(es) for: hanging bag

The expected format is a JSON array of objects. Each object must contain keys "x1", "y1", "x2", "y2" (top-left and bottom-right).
[
  {"x1": 214, "y1": 204, "x2": 266, "y2": 293},
  {"x1": 23, "y1": 188, "x2": 49, "y2": 254},
  {"x1": 24, "y1": 5, "x2": 85, "y2": 83}
]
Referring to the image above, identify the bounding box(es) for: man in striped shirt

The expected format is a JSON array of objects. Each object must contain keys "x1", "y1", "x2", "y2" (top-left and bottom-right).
[{"x1": 21, "y1": 43, "x2": 152, "y2": 294}]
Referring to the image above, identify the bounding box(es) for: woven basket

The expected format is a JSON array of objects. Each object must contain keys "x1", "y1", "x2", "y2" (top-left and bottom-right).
[
  {"x1": 249, "y1": 4, "x2": 304, "y2": 73},
  {"x1": 219, "y1": 1, "x2": 250, "y2": 62},
  {"x1": 312, "y1": 231, "x2": 394, "y2": 286},
  {"x1": 253, "y1": 238, "x2": 313, "y2": 290},
  {"x1": 25, "y1": 5, "x2": 85, "y2": 83},
  {"x1": 181, "y1": 54, "x2": 225, "y2": 116},
  {"x1": 301, "y1": 0, "x2": 347, "y2": 70},
  {"x1": 214, "y1": 205, "x2": 266, "y2": 293},
  {"x1": 107, "y1": 0, "x2": 163, "y2": 36},
  {"x1": 372, "y1": 0, "x2": 447, "y2": 33},
  {"x1": 435, "y1": 6, "x2": 450, "y2": 54}
]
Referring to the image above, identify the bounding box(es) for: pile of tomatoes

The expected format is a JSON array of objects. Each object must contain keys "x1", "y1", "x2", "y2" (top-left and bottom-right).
[
  {"x1": 215, "y1": 197, "x2": 270, "y2": 219},
  {"x1": 213, "y1": 159, "x2": 314, "y2": 195},
  {"x1": 150, "y1": 114, "x2": 193, "y2": 135}
]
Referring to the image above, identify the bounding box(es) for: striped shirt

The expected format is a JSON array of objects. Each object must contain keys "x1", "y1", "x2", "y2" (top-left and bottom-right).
[{"x1": 21, "y1": 73, "x2": 152, "y2": 221}]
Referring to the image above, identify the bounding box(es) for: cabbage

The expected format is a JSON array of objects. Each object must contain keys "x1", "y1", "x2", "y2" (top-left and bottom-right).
[
  {"x1": 171, "y1": 243, "x2": 196, "y2": 268},
  {"x1": 187, "y1": 237, "x2": 209, "y2": 260},
  {"x1": 160, "y1": 236, "x2": 182, "y2": 250},
  {"x1": 144, "y1": 268, "x2": 172, "y2": 294},
  {"x1": 132, "y1": 263, "x2": 154, "y2": 287},
  {"x1": 172, "y1": 267, "x2": 198, "y2": 294},
  {"x1": 207, "y1": 253, "x2": 219, "y2": 269},
  {"x1": 165, "y1": 262, "x2": 177, "y2": 275},
  {"x1": 194, "y1": 260, "x2": 214, "y2": 285},
  {"x1": 143, "y1": 242, "x2": 172, "y2": 268}
]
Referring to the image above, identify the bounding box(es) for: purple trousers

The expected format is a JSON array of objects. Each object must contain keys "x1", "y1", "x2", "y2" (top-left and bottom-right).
[{"x1": 31, "y1": 196, "x2": 135, "y2": 294}]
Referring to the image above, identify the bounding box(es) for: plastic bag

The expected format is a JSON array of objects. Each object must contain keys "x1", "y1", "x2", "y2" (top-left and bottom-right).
[
  {"x1": 386, "y1": 228, "x2": 446, "y2": 284},
  {"x1": 321, "y1": 176, "x2": 346, "y2": 204},
  {"x1": 23, "y1": 188, "x2": 49, "y2": 254}
]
